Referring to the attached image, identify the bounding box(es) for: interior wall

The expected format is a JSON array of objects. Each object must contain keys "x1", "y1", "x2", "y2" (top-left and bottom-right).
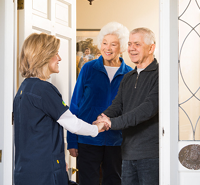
[{"x1": 77, "y1": 0, "x2": 159, "y2": 68}]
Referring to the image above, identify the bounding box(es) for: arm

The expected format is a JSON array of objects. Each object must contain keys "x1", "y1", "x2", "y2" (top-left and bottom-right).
[
  {"x1": 63, "y1": 110, "x2": 107, "y2": 157},
  {"x1": 58, "y1": 110, "x2": 99, "y2": 136},
  {"x1": 111, "y1": 78, "x2": 158, "y2": 130}
]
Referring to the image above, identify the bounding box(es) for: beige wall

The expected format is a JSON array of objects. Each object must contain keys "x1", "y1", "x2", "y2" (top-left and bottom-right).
[{"x1": 77, "y1": 0, "x2": 159, "y2": 68}]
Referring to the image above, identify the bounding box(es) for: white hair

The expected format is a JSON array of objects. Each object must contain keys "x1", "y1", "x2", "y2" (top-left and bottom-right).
[
  {"x1": 97, "y1": 22, "x2": 129, "y2": 53},
  {"x1": 130, "y1": 27, "x2": 156, "y2": 45}
]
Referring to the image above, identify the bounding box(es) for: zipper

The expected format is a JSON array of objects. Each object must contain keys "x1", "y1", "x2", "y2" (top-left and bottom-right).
[{"x1": 135, "y1": 74, "x2": 139, "y2": 88}]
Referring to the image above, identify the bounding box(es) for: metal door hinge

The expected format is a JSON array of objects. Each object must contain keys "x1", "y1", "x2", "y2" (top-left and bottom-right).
[
  {"x1": 162, "y1": 127, "x2": 165, "y2": 136},
  {"x1": 17, "y1": 0, "x2": 24, "y2": 10}
]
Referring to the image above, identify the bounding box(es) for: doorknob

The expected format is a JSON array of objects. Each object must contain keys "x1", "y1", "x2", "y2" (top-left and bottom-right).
[{"x1": 72, "y1": 167, "x2": 78, "y2": 174}]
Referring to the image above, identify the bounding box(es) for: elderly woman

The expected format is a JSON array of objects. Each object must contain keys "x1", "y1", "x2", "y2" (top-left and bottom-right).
[
  {"x1": 67, "y1": 22, "x2": 132, "y2": 185},
  {"x1": 13, "y1": 33, "x2": 106, "y2": 185}
]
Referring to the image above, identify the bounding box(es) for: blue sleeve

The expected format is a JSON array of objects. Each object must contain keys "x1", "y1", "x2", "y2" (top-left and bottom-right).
[{"x1": 67, "y1": 65, "x2": 87, "y2": 149}]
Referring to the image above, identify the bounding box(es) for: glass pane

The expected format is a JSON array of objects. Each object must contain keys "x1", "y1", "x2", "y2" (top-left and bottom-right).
[{"x1": 179, "y1": 0, "x2": 200, "y2": 140}]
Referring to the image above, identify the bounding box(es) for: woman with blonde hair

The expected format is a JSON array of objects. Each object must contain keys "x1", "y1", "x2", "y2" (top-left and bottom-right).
[
  {"x1": 13, "y1": 32, "x2": 106, "y2": 185},
  {"x1": 67, "y1": 22, "x2": 133, "y2": 185}
]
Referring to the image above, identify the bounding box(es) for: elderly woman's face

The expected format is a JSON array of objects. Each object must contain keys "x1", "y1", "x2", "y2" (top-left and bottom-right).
[{"x1": 101, "y1": 34, "x2": 120, "y2": 62}]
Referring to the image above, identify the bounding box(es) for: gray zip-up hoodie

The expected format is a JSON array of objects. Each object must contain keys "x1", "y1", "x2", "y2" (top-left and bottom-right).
[{"x1": 103, "y1": 58, "x2": 159, "y2": 160}]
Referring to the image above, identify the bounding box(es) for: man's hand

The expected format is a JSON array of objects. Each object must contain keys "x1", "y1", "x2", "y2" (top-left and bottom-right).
[
  {"x1": 97, "y1": 113, "x2": 112, "y2": 128},
  {"x1": 93, "y1": 113, "x2": 111, "y2": 132},
  {"x1": 69, "y1": 148, "x2": 78, "y2": 157}
]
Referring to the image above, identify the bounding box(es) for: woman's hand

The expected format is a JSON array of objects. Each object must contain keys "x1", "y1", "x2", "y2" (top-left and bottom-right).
[
  {"x1": 93, "y1": 119, "x2": 110, "y2": 133},
  {"x1": 66, "y1": 162, "x2": 68, "y2": 171}
]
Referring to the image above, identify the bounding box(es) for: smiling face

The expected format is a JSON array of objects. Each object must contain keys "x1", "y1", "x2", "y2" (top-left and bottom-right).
[
  {"x1": 84, "y1": 48, "x2": 90, "y2": 56},
  {"x1": 100, "y1": 34, "x2": 121, "y2": 64},
  {"x1": 48, "y1": 52, "x2": 61, "y2": 74},
  {"x1": 128, "y1": 33, "x2": 155, "y2": 68}
]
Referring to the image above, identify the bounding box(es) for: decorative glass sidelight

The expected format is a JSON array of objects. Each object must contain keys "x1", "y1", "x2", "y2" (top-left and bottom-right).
[{"x1": 179, "y1": 0, "x2": 200, "y2": 141}]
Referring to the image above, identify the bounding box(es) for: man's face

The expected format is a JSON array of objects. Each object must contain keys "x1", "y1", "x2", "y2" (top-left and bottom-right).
[
  {"x1": 84, "y1": 49, "x2": 90, "y2": 55},
  {"x1": 128, "y1": 33, "x2": 151, "y2": 66}
]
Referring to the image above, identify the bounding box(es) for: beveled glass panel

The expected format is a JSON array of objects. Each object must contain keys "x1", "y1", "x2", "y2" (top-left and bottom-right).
[{"x1": 179, "y1": 0, "x2": 200, "y2": 140}]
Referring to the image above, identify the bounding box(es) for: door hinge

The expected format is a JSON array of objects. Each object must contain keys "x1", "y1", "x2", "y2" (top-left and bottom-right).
[
  {"x1": 162, "y1": 127, "x2": 165, "y2": 136},
  {"x1": 17, "y1": 0, "x2": 24, "y2": 10}
]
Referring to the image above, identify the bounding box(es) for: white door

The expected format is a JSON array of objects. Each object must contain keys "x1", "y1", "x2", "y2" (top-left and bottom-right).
[
  {"x1": 18, "y1": 0, "x2": 77, "y2": 181},
  {"x1": 160, "y1": 0, "x2": 200, "y2": 184}
]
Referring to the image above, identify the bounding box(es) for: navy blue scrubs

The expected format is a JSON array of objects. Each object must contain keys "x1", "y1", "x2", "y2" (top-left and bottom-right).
[{"x1": 13, "y1": 78, "x2": 69, "y2": 185}]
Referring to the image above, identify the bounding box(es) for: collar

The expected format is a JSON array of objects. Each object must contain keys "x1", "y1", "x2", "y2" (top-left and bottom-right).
[
  {"x1": 93, "y1": 55, "x2": 128, "y2": 76},
  {"x1": 132, "y1": 58, "x2": 158, "y2": 74}
]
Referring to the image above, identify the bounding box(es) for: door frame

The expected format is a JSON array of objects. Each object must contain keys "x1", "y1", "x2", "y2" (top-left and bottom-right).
[
  {"x1": 159, "y1": 0, "x2": 179, "y2": 184},
  {"x1": 0, "y1": 0, "x2": 15, "y2": 184}
]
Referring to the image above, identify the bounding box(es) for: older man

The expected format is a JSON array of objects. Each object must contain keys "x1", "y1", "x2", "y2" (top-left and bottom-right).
[{"x1": 95, "y1": 28, "x2": 159, "y2": 185}]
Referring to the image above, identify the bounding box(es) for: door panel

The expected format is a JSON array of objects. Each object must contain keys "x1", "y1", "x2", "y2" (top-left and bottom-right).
[{"x1": 178, "y1": 142, "x2": 200, "y2": 185}]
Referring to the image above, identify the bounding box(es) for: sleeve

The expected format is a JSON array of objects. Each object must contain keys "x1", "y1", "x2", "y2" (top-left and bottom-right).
[
  {"x1": 58, "y1": 110, "x2": 98, "y2": 137},
  {"x1": 67, "y1": 66, "x2": 87, "y2": 149},
  {"x1": 41, "y1": 83, "x2": 69, "y2": 121},
  {"x1": 110, "y1": 76, "x2": 158, "y2": 130}
]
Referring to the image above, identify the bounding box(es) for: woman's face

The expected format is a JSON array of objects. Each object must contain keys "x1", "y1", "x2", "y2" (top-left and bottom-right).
[
  {"x1": 48, "y1": 52, "x2": 61, "y2": 74},
  {"x1": 100, "y1": 34, "x2": 121, "y2": 63}
]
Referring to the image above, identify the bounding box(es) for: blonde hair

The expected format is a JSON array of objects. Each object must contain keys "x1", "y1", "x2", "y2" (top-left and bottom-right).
[
  {"x1": 97, "y1": 22, "x2": 129, "y2": 53},
  {"x1": 19, "y1": 33, "x2": 60, "y2": 79},
  {"x1": 130, "y1": 27, "x2": 156, "y2": 45}
]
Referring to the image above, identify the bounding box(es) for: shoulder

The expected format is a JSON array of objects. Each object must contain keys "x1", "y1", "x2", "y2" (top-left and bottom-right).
[
  {"x1": 81, "y1": 58, "x2": 99, "y2": 71},
  {"x1": 120, "y1": 57, "x2": 133, "y2": 73},
  {"x1": 32, "y1": 79, "x2": 61, "y2": 97},
  {"x1": 124, "y1": 65, "x2": 133, "y2": 72}
]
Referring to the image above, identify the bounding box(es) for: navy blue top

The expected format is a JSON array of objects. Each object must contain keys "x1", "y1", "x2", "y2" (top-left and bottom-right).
[
  {"x1": 67, "y1": 56, "x2": 133, "y2": 149},
  {"x1": 13, "y1": 78, "x2": 69, "y2": 185}
]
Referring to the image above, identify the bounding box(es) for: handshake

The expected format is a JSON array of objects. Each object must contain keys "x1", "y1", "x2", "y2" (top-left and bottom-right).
[{"x1": 92, "y1": 113, "x2": 111, "y2": 133}]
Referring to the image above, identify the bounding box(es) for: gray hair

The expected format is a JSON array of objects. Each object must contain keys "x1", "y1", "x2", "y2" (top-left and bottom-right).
[
  {"x1": 97, "y1": 22, "x2": 129, "y2": 53},
  {"x1": 130, "y1": 27, "x2": 156, "y2": 45}
]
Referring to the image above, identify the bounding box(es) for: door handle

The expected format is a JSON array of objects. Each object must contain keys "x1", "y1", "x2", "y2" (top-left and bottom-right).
[
  {"x1": 72, "y1": 167, "x2": 78, "y2": 174},
  {"x1": 69, "y1": 167, "x2": 78, "y2": 174}
]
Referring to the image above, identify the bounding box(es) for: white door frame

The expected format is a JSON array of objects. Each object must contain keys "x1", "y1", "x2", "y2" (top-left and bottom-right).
[
  {"x1": 0, "y1": 0, "x2": 15, "y2": 184},
  {"x1": 159, "y1": 0, "x2": 179, "y2": 184}
]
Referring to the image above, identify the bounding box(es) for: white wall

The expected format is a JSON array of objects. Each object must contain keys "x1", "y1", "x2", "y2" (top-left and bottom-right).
[
  {"x1": 0, "y1": 0, "x2": 14, "y2": 184},
  {"x1": 77, "y1": 0, "x2": 159, "y2": 68}
]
